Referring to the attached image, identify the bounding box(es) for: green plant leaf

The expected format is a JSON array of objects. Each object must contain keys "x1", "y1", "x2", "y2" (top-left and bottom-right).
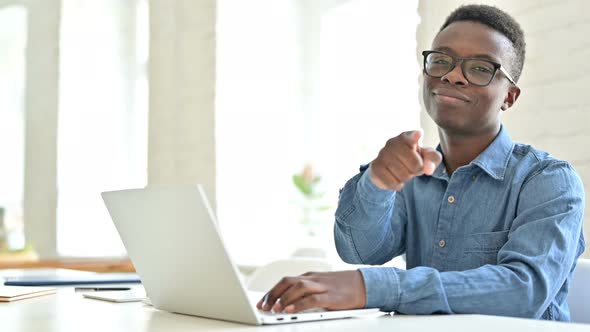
[{"x1": 292, "y1": 174, "x2": 312, "y2": 195}]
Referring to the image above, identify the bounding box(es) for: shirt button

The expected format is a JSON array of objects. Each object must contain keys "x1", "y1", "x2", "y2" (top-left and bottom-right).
[
  {"x1": 438, "y1": 239, "x2": 446, "y2": 248},
  {"x1": 447, "y1": 196, "x2": 455, "y2": 203}
]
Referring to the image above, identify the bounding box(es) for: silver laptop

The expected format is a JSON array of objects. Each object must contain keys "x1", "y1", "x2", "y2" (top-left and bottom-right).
[{"x1": 101, "y1": 185, "x2": 381, "y2": 325}]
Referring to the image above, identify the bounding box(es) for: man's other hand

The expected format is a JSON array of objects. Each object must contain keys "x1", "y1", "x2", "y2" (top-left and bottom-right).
[{"x1": 256, "y1": 271, "x2": 366, "y2": 313}]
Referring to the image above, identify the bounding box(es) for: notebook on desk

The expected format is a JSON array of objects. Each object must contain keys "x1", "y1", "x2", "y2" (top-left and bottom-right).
[
  {"x1": 0, "y1": 286, "x2": 56, "y2": 302},
  {"x1": 102, "y1": 185, "x2": 382, "y2": 325},
  {"x1": 2, "y1": 268, "x2": 141, "y2": 286}
]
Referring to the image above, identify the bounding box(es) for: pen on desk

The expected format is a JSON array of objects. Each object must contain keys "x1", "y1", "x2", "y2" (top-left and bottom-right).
[{"x1": 74, "y1": 287, "x2": 131, "y2": 292}]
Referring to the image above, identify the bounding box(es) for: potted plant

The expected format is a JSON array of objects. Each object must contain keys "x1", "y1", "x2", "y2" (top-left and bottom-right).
[{"x1": 292, "y1": 164, "x2": 332, "y2": 240}]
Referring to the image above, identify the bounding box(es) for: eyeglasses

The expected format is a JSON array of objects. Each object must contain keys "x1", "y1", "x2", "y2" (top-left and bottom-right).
[{"x1": 422, "y1": 50, "x2": 517, "y2": 87}]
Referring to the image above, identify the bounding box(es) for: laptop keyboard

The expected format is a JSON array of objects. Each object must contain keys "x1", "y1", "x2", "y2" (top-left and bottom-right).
[{"x1": 258, "y1": 307, "x2": 326, "y2": 316}]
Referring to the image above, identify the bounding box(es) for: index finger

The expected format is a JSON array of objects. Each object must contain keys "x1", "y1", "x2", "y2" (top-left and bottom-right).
[
  {"x1": 401, "y1": 130, "x2": 422, "y2": 148},
  {"x1": 275, "y1": 279, "x2": 325, "y2": 313},
  {"x1": 256, "y1": 293, "x2": 268, "y2": 310},
  {"x1": 258, "y1": 277, "x2": 298, "y2": 312},
  {"x1": 421, "y1": 147, "x2": 443, "y2": 175}
]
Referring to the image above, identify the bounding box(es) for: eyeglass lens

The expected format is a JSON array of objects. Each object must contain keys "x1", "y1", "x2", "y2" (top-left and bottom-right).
[{"x1": 425, "y1": 53, "x2": 496, "y2": 86}]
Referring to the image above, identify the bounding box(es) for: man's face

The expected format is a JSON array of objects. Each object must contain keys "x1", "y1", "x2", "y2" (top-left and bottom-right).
[{"x1": 422, "y1": 21, "x2": 519, "y2": 136}]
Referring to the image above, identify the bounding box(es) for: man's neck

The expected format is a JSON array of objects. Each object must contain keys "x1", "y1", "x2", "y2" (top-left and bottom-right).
[{"x1": 438, "y1": 126, "x2": 500, "y2": 175}]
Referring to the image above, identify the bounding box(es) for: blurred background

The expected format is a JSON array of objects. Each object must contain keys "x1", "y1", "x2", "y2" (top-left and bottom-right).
[{"x1": 0, "y1": 0, "x2": 588, "y2": 271}]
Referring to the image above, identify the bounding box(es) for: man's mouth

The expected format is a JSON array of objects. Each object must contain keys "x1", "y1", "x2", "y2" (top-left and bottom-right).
[{"x1": 432, "y1": 89, "x2": 470, "y2": 104}]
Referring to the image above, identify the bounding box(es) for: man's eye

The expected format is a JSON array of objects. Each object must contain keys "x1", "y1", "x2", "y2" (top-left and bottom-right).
[
  {"x1": 432, "y1": 59, "x2": 451, "y2": 65},
  {"x1": 471, "y1": 65, "x2": 493, "y2": 73}
]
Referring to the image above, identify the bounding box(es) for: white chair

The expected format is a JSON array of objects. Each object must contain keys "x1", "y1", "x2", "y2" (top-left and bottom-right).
[
  {"x1": 246, "y1": 257, "x2": 332, "y2": 292},
  {"x1": 290, "y1": 247, "x2": 327, "y2": 259},
  {"x1": 568, "y1": 258, "x2": 590, "y2": 324}
]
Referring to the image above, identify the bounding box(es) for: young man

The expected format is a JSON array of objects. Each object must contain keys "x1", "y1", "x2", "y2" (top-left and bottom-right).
[{"x1": 257, "y1": 5, "x2": 585, "y2": 321}]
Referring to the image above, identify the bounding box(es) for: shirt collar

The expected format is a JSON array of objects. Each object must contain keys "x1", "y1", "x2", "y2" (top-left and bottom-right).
[{"x1": 431, "y1": 126, "x2": 514, "y2": 181}]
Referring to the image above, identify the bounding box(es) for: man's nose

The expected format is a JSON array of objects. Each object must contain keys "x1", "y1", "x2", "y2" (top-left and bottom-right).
[{"x1": 441, "y1": 64, "x2": 468, "y2": 86}]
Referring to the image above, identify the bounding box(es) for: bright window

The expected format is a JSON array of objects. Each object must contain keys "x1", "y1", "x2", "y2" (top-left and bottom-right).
[
  {"x1": 56, "y1": 0, "x2": 148, "y2": 256},
  {"x1": 216, "y1": 0, "x2": 305, "y2": 265},
  {"x1": 0, "y1": 5, "x2": 27, "y2": 249},
  {"x1": 216, "y1": 0, "x2": 420, "y2": 265},
  {"x1": 311, "y1": 0, "x2": 421, "y2": 257}
]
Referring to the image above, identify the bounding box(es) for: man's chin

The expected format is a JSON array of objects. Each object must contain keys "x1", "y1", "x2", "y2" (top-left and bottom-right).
[{"x1": 430, "y1": 117, "x2": 475, "y2": 136}]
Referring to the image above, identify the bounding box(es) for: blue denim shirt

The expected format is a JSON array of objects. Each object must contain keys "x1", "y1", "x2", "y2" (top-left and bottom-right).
[{"x1": 334, "y1": 127, "x2": 585, "y2": 321}]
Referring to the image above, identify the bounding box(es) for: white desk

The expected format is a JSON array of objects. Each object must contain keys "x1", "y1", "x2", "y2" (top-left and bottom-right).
[{"x1": 1, "y1": 286, "x2": 589, "y2": 332}]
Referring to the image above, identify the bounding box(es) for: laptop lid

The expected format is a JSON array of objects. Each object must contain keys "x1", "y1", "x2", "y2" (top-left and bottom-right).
[{"x1": 102, "y1": 185, "x2": 260, "y2": 325}]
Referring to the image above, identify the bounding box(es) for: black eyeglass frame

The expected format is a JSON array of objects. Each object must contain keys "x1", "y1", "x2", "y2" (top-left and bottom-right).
[{"x1": 422, "y1": 50, "x2": 518, "y2": 87}]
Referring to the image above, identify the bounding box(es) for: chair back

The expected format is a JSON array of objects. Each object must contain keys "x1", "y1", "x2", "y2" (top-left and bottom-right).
[{"x1": 569, "y1": 258, "x2": 590, "y2": 324}]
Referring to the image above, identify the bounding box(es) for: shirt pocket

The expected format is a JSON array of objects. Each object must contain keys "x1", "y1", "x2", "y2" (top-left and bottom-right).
[{"x1": 461, "y1": 230, "x2": 509, "y2": 270}]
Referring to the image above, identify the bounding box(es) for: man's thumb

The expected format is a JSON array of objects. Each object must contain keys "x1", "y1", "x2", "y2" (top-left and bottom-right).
[
  {"x1": 406, "y1": 129, "x2": 422, "y2": 145},
  {"x1": 422, "y1": 148, "x2": 443, "y2": 175}
]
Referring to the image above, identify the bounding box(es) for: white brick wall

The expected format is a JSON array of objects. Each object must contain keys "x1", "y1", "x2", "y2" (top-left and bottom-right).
[
  {"x1": 23, "y1": 0, "x2": 61, "y2": 258},
  {"x1": 418, "y1": 0, "x2": 590, "y2": 258},
  {"x1": 148, "y1": 0, "x2": 217, "y2": 211}
]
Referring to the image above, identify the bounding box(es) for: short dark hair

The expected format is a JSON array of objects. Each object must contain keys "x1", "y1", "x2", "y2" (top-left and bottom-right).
[{"x1": 440, "y1": 4, "x2": 526, "y2": 83}]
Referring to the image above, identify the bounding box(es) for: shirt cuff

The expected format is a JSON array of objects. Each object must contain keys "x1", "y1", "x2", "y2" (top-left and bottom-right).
[
  {"x1": 359, "y1": 267, "x2": 400, "y2": 312},
  {"x1": 357, "y1": 165, "x2": 396, "y2": 204}
]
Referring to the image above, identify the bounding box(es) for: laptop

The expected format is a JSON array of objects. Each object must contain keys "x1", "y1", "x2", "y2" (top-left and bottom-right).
[{"x1": 101, "y1": 185, "x2": 382, "y2": 325}]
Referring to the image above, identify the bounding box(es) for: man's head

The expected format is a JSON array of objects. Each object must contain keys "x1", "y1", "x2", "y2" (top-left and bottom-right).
[
  {"x1": 422, "y1": 5, "x2": 524, "y2": 137},
  {"x1": 440, "y1": 4, "x2": 526, "y2": 83}
]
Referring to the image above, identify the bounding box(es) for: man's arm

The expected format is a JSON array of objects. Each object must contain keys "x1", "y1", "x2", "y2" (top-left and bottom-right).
[
  {"x1": 334, "y1": 130, "x2": 441, "y2": 265},
  {"x1": 334, "y1": 166, "x2": 407, "y2": 264},
  {"x1": 360, "y1": 162, "x2": 585, "y2": 318},
  {"x1": 258, "y1": 162, "x2": 584, "y2": 316}
]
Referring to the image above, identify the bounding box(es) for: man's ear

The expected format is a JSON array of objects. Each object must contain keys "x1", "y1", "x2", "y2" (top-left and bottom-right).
[{"x1": 501, "y1": 86, "x2": 521, "y2": 111}]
